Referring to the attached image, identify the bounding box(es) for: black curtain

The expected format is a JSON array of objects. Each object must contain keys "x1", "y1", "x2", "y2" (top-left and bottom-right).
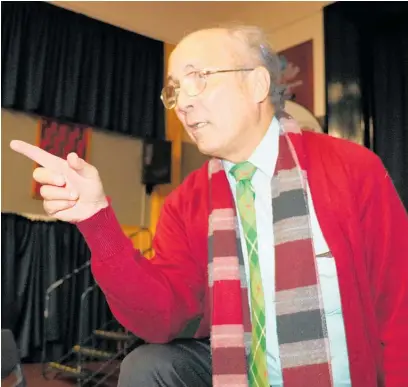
[
  {"x1": 1, "y1": 213, "x2": 114, "y2": 363},
  {"x1": 1, "y1": 1, "x2": 165, "y2": 139},
  {"x1": 324, "y1": 2, "x2": 408, "y2": 208}
]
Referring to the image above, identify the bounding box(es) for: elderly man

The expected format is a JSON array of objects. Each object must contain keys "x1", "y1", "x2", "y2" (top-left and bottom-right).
[{"x1": 11, "y1": 26, "x2": 408, "y2": 387}]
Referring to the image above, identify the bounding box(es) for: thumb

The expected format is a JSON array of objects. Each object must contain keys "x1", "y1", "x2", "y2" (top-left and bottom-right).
[{"x1": 66, "y1": 152, "x2": 97, "y2": 178}]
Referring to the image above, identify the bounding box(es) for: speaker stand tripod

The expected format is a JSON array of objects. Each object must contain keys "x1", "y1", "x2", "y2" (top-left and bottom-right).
[{"x1": 140, "y1": 183, "x2": 155, "y2": 228}]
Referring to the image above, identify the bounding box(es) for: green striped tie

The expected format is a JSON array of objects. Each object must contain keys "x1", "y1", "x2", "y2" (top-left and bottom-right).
[{"x1": 230, "y1": 161, "x2": 268, "y2": 387}]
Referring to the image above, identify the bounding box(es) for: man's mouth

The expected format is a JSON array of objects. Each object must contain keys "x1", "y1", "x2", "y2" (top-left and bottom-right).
[{"x1": 188, "y1": 122, "x2": 209, "y2": 130}]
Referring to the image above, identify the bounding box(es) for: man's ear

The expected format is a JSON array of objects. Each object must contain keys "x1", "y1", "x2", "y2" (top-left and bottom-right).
[{"x1": 250, "y1": 66, "x2": 271, "y2": 103}]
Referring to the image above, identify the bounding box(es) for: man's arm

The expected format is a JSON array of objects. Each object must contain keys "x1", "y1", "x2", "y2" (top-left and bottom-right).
[
  {"x1": 76, "y1": 194, "x2": 205, "y2": 343},
  {"x1": 360, "y1": 154, "x2": 408, "y2": 386}
]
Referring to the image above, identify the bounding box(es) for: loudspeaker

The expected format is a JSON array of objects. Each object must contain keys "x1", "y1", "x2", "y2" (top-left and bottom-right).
[{"x1": 142, "y1": 139, "x2": 172, "y2": 186}]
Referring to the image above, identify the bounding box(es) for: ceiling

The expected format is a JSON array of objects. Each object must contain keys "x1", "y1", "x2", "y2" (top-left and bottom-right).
[{"x1": 51, "y1": 1, "x2": 331, "y2": 44}]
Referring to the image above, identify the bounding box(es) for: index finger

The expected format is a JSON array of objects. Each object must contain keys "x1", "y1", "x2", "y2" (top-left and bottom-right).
[{"x1": 10, "y1": 140, "x2": 65, "y2": 171}]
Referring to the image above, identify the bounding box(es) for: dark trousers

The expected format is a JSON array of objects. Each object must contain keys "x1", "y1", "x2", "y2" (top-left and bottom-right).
[{"x1": 118, "y1": 338, "x2": 212, "y2": 387}]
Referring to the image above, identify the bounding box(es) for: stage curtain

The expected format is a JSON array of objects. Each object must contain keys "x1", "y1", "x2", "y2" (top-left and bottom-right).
[
  {"x1": 1, "y1": 212, "x2": 114, "y2": 363},
  {"x1": 369, "y1": 18, "x2": 408, "y2": 209},
  {"x1": 149, "y1": 43, "x2": 183, "y2": 236},
  {"x1": 1, "y1": 1, "x2": 165, "y2": 140},
  {"x1": 324, "y1": 2, "x2": 408, "y2": 208}
]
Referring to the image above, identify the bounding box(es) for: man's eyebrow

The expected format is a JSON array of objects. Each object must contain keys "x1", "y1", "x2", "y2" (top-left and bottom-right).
[
  {"x1": 167, "y1": 64, "x2": 199, "y2": 82},
  {"x1": 184, "y1": 64, "x2": 197, "y2": 72}
]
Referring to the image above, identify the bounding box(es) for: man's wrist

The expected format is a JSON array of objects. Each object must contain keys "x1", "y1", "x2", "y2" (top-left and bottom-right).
[
  {"x1": 96, "y1": 196, "x2": 109, "y2": 210},
  {"x1": 90, "y1": 196, "x2": 110, "y2": 218}
]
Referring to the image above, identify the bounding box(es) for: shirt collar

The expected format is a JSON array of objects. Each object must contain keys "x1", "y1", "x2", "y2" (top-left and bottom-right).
[{"x1": 223, "y1": 116, "x2": 280, "y2": 179}]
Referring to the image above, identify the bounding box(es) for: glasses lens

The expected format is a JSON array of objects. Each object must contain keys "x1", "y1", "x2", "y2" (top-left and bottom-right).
[
  {"x1": 161, "y1": 71, "x2": 207, "y2": 109},
  {"x1": 161, "y1": 85, "x2": 177, "y2": 109},
  {"x1": 184, "y1": 72, "x2": 206, "y2": 97}
]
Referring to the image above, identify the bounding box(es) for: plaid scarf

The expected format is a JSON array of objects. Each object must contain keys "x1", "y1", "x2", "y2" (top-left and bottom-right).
[{"x1": 208, "y1": 112, "x2": 333, "y2": 386}]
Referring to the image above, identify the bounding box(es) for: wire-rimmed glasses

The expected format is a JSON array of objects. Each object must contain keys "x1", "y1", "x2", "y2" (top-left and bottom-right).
[{"x1": 160, "y1": 68, "x2": 255, "y2": 109}]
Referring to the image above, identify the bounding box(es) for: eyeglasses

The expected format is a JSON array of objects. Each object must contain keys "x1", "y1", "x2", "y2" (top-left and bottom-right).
[{"x1": 160, "y1": 68, "x2": 255, "y2": 109}]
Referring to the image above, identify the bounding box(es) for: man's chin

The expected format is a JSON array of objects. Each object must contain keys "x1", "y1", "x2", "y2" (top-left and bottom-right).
[{"x1": 196, "y1": 140, "x2": 220, "y2": 158}]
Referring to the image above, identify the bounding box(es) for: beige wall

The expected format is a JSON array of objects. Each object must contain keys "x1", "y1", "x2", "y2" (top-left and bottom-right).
[
  {"x1": 52, "y1": 2, "x2": 330, "y2": 47},
  {"x1": 269, "y1": 10, "x2": 326, "y2": 118},
  {"x1": 181, "y1": 143, "x2": 209, "y2": 181},
  {"x1": 1, "y1": 109, "x2": 150, "y2": 226}
]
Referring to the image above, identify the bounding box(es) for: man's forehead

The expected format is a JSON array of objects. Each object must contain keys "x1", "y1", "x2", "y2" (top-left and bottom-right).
[{"x1": 168, "y1": 28, "x2": 240, "y2": 78}]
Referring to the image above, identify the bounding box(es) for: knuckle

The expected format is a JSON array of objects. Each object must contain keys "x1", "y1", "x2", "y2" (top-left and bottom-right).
[
  {"x1": 33, "y1": 167, "x2": 53, "y2": 184},
  {"x1": 91, "y1": 165, "x2": 99, "y2": 175},
  {"x1": 43, "y1": 200, "x2": 53, "y2": 214},
  {"x1": 32, "y1": 167, "x2": 43, "y2": 180},
  {"x1": 43, "y1": 199, "x2": 73, "y2": 215},
  {"x1": 39, "y1": 184, "x2": 49, "y2": 198}
]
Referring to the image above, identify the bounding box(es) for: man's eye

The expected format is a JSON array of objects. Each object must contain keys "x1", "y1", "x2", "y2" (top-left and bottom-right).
[{"x1": 185, "y1": 71, "x2": 199, "y2": 78}]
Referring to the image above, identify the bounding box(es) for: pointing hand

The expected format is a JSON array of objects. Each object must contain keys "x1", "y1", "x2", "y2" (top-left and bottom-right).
[{"x1": 10, "y1": 140, "x2": 108, "y2": 222}]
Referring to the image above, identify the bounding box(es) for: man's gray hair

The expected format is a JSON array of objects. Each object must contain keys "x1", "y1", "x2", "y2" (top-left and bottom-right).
[{"x1": 223, "y1": 25, "x2": 287, "y2": 109}]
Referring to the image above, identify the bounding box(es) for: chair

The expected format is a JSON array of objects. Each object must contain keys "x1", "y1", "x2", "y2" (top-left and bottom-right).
[{"x1": 1, "y1": 329, "x2": 27, "y2": 387}]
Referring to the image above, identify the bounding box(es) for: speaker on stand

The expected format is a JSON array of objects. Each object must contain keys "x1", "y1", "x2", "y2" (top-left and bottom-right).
[{"x1": 139, "y1": 138, "x2": 172, "y2": 227}]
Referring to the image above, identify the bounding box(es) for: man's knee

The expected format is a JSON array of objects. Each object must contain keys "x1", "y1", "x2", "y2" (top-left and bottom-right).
[
  {"x1": 119, "y1": 344, "x2": 170, "y2": 386},
  {"x1": 118, "y1": 339, "x2": 212, "y2": 387}
]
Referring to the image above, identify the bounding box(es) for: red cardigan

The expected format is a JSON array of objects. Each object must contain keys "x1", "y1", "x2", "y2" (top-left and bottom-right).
[{"x1": 77, "y1": 131, "x2": 408, "y2": 387}]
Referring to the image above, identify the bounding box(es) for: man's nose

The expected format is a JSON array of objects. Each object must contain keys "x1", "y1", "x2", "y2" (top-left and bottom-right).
[{"x1": 176, "y1": 88, "x2": 195, "y2": 112}]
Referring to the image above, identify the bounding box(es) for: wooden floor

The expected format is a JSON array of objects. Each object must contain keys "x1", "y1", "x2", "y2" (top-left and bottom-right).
[{"x1": 2, "y1": 363, "x2": 119, "y2": 387}]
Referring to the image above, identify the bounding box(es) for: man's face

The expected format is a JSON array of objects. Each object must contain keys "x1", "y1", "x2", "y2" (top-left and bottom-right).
[{"x1": 167, "y1": 29, "x2": 259, "y2": 160}]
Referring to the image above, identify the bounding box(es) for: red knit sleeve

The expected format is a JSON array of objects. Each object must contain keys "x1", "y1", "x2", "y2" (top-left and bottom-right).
[
  {"x1": 359, "y1": 154, "x2": 408, "y2": 386},
  {"x1": 76, "y1": 193, "x2": 205, "y2": 343}
]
